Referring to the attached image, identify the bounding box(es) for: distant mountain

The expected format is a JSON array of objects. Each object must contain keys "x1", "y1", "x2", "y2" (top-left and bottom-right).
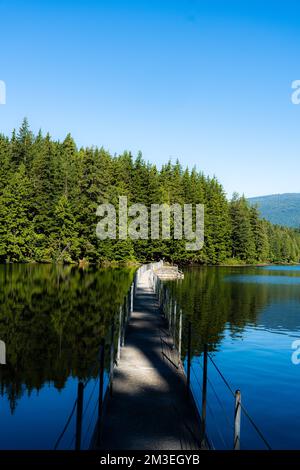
[{"x1": 248, "y1": 193, "x2": 300, "y2": 228}]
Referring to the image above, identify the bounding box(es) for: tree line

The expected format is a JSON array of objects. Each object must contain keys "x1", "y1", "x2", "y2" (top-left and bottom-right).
[{"x1": 0, "y1": 119, "x2": 299, "y2": 265}]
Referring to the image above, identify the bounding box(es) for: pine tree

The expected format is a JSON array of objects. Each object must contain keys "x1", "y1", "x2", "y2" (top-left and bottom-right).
[
  {"x1": 0, "y1": 134, "x2": 12, "y2": 193},
  {"x1": 0, "y1": 164, "x2": 35, "y2": 262},
  {"x1": 250, "y1": 206, "x2": 269, "y2": 261},
  {"x1": 12, "y1": 118, "x2": 33, "y2": 168},
  {"x1": 0, "y1": 120, "x2": 299, "y2": 265},
  {"x1": 230, "y1": 194, "x2": 256, "y2": 262},
  {"x1": 50, "y1": 194, "x2": 79, "y2": 263},
  {"x1": 31, "y1": 132, "x2": 55, "y2": 238}
]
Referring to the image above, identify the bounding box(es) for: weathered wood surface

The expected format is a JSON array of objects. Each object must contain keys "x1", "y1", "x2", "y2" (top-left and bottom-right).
[
  {"x1": 99, "y1": 269, "x2": 201, "y2": 450},
  {"x1": 154, "y1": 264, "x2": 184, "y2": 280}
]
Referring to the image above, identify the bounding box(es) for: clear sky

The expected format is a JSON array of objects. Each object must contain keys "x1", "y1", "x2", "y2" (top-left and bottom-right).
[{"x1": 0, "y1": 0, "x2": 299, "y2": 198}]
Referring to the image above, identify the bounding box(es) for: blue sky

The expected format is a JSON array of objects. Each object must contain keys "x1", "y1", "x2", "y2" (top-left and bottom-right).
[{"x1": 0, "y1": 0, "x2": 299, "y2": 197}]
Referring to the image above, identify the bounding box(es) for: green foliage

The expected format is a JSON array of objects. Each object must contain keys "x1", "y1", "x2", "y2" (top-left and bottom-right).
[
  {"x1": 230, "y1": 194, "x2": 256, "y2": 261},
  {"x1": 0, "y1": 164, "x2": 36, "y2": 262},
  {"x1": 0, "y1": 120, "x2": 300, "y2": 264}
]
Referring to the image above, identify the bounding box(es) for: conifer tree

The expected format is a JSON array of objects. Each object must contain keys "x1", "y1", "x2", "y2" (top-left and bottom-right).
[
  {"x1": 0, "y1": 164, "x2": 35, "y2": 262},
  {"x1": 0, "y1": 120, "x2": 299, "y2": 265},
  {"x1": 230, "y1": 194, "x2": 256, "y2": 261}
]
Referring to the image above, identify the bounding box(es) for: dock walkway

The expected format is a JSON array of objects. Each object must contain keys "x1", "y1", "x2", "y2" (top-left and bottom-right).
[{"x1": 99, "y1": 269, "x2": 201, "y2": 450}]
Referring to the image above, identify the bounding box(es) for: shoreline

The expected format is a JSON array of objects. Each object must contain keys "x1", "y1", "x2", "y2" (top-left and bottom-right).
[{"x1": 1, "y1": 260, "x2": 300, "y2": 268}]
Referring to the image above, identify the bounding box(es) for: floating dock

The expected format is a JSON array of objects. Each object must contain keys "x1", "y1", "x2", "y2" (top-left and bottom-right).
[
  {"x1": 99, "y1": 267, "x2": 200, "y2": 450},
  {"x1": 153, "y1": 263, "x2": 184, "y2": 280}
]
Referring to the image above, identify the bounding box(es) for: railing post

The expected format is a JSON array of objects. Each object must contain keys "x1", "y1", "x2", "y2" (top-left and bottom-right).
[
  {"x1": 173, "y1": 300, "x2": 177, "y2": 348},
  {"x1": 234, "y1": 390, "x2": 241, "y2": 450},
  {"x1": 110, "y1": 319, "x2": 115, "y2": 396},
  {"x1": 124, "y1": 294, "x2": 127, "y2": 321},
  {"x1": 121, "y1": 303, "x2": 126, "y2": 347},
  {"x1": 158, "y1": 281, "x2": 162, "y2": 305},
  {"x1": 134, "y1": 273, "x2": 137, "y2": 296},
  {"x1": 97, "y1": 339, "x2": 105, "y2": 445},
  {"x1": 75, "y1": 381, "x2": 84, "y2": 451},
  {"x1": 201, "y1": 344, "x2": 208, "y2": 445},
  {"x1": 165, "y1": 288, "x2": 167, "y2": 317},
  {"x1": 123, "y1": 297, "x2": 127, "y2": 328},
  {"x1": 130, "y1": 283, "x2": 134, "y2": 313},
  {"x1": 187, "y1": 321, "x2": 192, "y2": 391},
  {"x1": 117, "y1": 305, "x2": 122, "y2": 363},
  {"x1": 178, "y1": 310, "x2": 182, "y2": 366}
]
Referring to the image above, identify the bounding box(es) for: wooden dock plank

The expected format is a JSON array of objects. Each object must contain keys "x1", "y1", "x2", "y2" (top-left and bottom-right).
[{"x1": 99, "y1": 270, "x2": 201, "y2": 450}]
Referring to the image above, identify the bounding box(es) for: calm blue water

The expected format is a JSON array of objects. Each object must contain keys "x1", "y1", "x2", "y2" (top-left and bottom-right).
[
  {"x1": 1, "y1": 264, "x2": 300, "y2": 449},
  {"x1": 0, "y1": 264, "x2": 133, "y2": 450},
  {"x1": 179, "y1": 266, "x2": 300, "y2": 450}
]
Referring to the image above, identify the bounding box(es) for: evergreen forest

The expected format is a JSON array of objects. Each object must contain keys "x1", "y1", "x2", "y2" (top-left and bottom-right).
[{"x1": 1, "y1": 119, "x2": 299, "y2": 265}]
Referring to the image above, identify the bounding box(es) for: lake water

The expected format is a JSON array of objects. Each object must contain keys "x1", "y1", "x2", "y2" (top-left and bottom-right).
[
  {"x1": 0, "y1": 264, "x2": 134, "y2": 450},
  {"x1": 167, "y1": 265, "x2": 300, "y2": 450},
  {"x1": 0, "y1": 264, "x2": 299, "y2": 449}
]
